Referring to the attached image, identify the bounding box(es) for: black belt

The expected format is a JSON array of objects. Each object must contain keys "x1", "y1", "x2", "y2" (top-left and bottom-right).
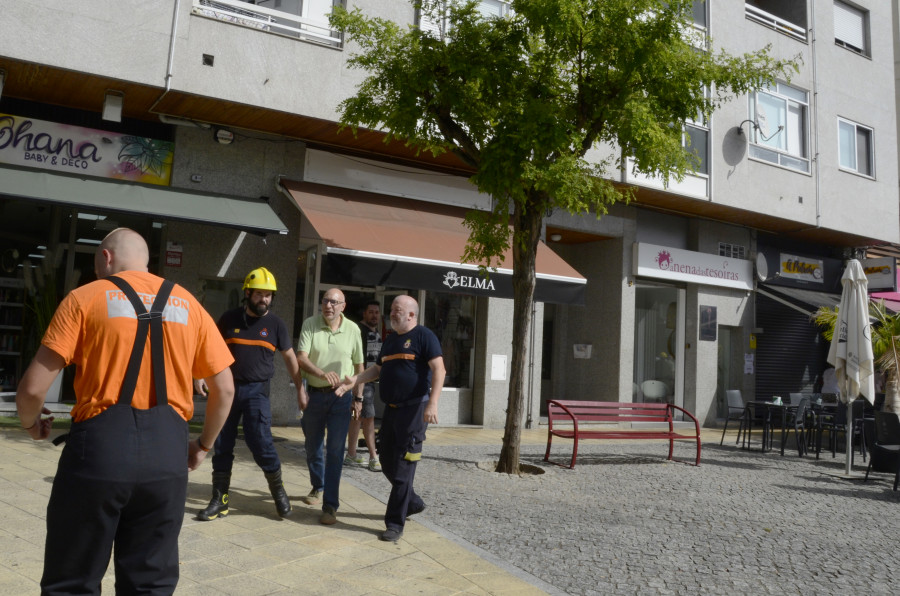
[
  {"x1": 308, "y1": 385, "x2": 334, "y2": 393},
  {"x1": 386, "y1": 396, "x2": 427, "y2": 409}
]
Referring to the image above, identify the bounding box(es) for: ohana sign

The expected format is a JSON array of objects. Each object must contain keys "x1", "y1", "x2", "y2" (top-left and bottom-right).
[
  {"x1": 633, "y1": 243, "x2": 753, "y2": 290},
  {"x1": 0, "y1": 113, "x2": 174, "y2": 186}
]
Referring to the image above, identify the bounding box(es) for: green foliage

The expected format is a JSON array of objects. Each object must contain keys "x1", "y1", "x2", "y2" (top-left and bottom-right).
[
  {"x1": 331, "y1": 0, "x2": 799, "y2": 469},
  {"x1": 812, "y1": 300, "x2": 900, "y2": 382},
  {"x1": 331, "y1": 0, "x2": 797, "y2": 266}
]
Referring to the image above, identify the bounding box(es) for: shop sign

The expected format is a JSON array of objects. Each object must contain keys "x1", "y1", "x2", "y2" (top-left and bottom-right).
[
  {"x1": 861, "y1": 257, "x2": 896, "y2": 292},
  {"x1": 633, "y1": 243, "x2": 753, "y2": 290},
  {"x1": 442, "y1": 270, "x2": 496, "y2": 292},
  {"x1": 779, "y1": 252, "x2": 823, "y2": 284},
  {"x1": 0, "y1": 113, "x2": 173, "y2": 186}
]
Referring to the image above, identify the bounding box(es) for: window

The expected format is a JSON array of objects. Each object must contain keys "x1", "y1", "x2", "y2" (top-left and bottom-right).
[
  {"x1": 748, "y1": 82, "x2": 810, "y2": 173},
  {"x1": 834, "y1": 1, "x2": 869, "y2": 57},
  {"x1": 661, "y1": 0, "x2": 706, "y2": 28},
  {"x1": 838, "y1": 118, "x2": 874, "y2": 177},
  {"x1": 745, "y1": 0, "x2": 807, "y2": 41},
  {"x1": 690, "y1": 0, "x2": 707, "y2": 29},
  {"x1": 422, "y1": 291, "x2": 476, "y2": 388},
  {"x1": 417, "y1": 0, "x2": 511, "y2": 38},
  {"x1": 719, "y1": 243, "x2": 746, "y2": 260},
  {"x1": 684, "y1": 124, "x2": 708, "y2": 176}
]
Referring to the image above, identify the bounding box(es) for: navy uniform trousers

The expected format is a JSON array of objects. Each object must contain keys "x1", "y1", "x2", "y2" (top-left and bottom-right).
[
  {"x1": 379, "y1": 400, "x2": 427, "y2": 532},
  {"x1": 41, "y1": 403, "x2": 189, "y2": 595},
  {"x1": 212, "y1": 380, "x2": 280, "y2": 474}
]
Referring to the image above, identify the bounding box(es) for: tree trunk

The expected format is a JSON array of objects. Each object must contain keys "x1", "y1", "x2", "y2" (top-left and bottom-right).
[
  {"x1": 884, "y1": 376, "x2": 900, "y2": 414},
  {"x1": 495, "y1": 196, "x2": 542, "y2": 474}
]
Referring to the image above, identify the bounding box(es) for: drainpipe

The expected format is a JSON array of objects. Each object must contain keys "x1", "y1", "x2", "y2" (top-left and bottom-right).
[
  {"x1": 810, "y1": 6, "x2": 821, "y2": 229},
  {"x1": 149, "y1": 0, "x2": 182, "y2": 113},
  {"x1": 526, "y1": 300, "x2": 536, "y2": 429}
]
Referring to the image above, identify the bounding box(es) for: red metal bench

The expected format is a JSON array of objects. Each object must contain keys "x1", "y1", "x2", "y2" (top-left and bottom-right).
[{"x1": 544, "y1": 400, "x2": 702, "y2": 468}]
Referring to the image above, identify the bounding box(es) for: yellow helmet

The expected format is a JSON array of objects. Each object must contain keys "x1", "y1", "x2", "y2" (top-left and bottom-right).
[{"x1": 243, "y1": 267, "x2": 277, "y2": 292}]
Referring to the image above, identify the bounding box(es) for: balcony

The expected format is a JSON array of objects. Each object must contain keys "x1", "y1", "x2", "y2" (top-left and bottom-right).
[
  {"x1": 193, "y1": 0, "x2": 342, "y2": 47},
  {"x1": 745, "y1": 3, "x2": 807, "y2": 42}
]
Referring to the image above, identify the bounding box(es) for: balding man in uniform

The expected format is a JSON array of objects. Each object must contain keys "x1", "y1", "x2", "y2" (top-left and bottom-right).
[
  {"x1": 16, "y1": 228, "x2": 234, "y2": 594},
  {"x1": 339, "y1": 295, "x2": 445, "y2": 543}
]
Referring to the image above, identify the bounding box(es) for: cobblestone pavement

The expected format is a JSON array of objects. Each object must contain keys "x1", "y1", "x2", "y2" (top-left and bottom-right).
[{"x1": 335, "y1": 433, "x2": 900, "y2": 596}]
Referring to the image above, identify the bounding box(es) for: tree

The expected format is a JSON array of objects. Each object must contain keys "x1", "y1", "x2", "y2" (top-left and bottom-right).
[
  {"x1": 812, "y1": 301, "x2": 900, "y2": 413},
  {"x1": 331, "y1": 0, "x2": 797, "y2": 473}
]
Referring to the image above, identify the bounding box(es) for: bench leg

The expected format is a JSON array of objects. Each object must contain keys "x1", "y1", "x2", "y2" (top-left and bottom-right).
[
  {"x1": 569, "y1": 434, "x2": 578, "y2": 469},
  {"x1": 544, "y1": 433, "x2": 553, "y2": 463}
]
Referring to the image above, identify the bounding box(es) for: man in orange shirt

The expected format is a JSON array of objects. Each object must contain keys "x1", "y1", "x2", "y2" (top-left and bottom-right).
[{"x1": 16, "y1": 228, "x2": 235, "y2": 595}]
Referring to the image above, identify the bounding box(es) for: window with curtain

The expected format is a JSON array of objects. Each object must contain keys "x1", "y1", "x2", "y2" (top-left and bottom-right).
[
  {"x1": 834, "y1": 1, "x2": 869, "y2": 57},
  {"x1": 838, "y1": 118, "x2": 874, "y2": 177},
  {"x1": 748, "y1": 82, "x2": 810, "y2": 173}
]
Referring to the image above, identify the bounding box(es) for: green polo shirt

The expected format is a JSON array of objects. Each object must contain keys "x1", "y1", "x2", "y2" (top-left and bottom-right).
[{"x1": 298, "y1": 313, "x2": 364, "y2": 388}]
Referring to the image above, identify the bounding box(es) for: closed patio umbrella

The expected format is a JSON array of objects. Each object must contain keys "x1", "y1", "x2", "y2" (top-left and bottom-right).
[{"x1": 826, "y1": 259, "x2": 876, "y2": 475}]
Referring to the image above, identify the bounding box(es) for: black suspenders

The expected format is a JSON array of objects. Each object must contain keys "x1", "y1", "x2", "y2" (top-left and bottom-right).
[
  {"x1": 53, "y1": 276, "x2": 176, "y2": 446},
  {"x1": 106, "y1": 275, "x2": 174, "y2": 408}
]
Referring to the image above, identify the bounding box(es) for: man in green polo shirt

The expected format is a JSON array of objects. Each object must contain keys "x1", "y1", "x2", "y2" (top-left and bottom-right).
[{"x1": 296, "y1": 288, "x2": 364, "y2": 525}]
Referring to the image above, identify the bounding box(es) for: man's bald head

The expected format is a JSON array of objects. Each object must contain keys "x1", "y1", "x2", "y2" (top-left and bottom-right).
[
  {"x1": 389, "y1": 295, "x2": 419, "y2": 334},
  {"x1": 94, "y1": 228, "x2": 150, "y2": 278}
]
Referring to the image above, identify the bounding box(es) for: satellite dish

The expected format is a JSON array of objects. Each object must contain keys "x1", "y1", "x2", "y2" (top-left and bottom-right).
[{"x1": 756, "y1": 253, "x2": 769, "y2": 282}]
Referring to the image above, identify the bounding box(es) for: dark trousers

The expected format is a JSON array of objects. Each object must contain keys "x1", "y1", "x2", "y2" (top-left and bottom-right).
[
  {"x1": 301, "y1": 389, "x2": 352, "y2": 511},
  {"x1": 41, "y1": 404, "x2": 189, "y2": 595},
  {"x1": 212, "y1": 381, "x2": 281, "y2": 474},
  {"x1": 380, "y1": 400, "x2": 427, "y2": 532}
]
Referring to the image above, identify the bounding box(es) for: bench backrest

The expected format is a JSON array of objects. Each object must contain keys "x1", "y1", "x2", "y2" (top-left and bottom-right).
[{"x1": 548, "y1": 400, "x2": 672, "y2": 423}]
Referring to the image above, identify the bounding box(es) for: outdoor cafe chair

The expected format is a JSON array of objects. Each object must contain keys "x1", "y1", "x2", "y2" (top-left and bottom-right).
[
  {"x1": 720, "y1": 389, "x2": 748, "y2": 446},
  {"x1": 816, "y1": 399, "x2": 866, "y2": 461},
  {"x1": 785, "y1": 397, "x2": 810, "y2": 457},
  {"x1": 863, "y1": 411, "x2": 900, "y2": 490}
]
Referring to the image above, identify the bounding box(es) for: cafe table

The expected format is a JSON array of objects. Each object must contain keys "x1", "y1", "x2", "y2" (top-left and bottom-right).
[{"x1": 745, "y1": 399, "x2": 798, "y2": 455}]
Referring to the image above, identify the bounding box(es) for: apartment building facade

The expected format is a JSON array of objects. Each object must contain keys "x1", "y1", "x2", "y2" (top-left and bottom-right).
[{"x1": 0, "y1": 0, "x2": 897, "y2": 427}]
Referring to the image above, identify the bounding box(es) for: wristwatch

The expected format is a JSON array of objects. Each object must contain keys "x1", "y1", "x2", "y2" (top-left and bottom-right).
[{"x1": 354, "y1": 396, "x2": 364, "y2": 403}]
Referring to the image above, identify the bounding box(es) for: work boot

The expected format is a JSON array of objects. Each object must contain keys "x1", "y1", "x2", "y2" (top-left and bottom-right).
[
  {"x1": 198, "y1": 471, "x2": 230, "y2": 521},
  {"x1": 264, "y1": 468, "x2": 292, "y2": 518}
]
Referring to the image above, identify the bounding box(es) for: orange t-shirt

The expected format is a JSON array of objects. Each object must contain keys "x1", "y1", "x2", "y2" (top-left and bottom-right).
[{"x1": 41, "y1": 270, "x2": 234, "y2": 422}]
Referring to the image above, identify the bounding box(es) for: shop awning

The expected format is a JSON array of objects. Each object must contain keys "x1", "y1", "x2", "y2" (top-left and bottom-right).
[
  {"x1": 760, "y1": 284, "x2": 900, "y2": 315},
  {"x1": 279, "y1": 179, "x2": 586, "y2": 304},
  {"x1": 757, "y1": 285, "x2": 840, "y2": 317},
  {"x1": 0, "y1": 164, "x2": 288, "y2": 235}
]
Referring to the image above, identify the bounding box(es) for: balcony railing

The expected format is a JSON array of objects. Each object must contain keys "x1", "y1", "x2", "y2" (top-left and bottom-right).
[
  {"x1": 745, "y1": 4, "x2": 807, "y2": 42},
  {"x1": 193, "y1": 0, "x2": 341, "y2": 47}
]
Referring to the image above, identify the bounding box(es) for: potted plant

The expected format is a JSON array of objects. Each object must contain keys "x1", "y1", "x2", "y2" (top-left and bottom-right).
[{"x1": 812, "y1": 299, "x2": 900, "y2": 414}]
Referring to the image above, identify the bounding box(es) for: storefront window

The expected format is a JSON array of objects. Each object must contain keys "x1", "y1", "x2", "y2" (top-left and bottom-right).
[
  {"x1": 633, "y1": 285, "x2": 680, "y2": 404},
  {"x1": 422, "y1": 292, "x2": 476, "y2": 388}
]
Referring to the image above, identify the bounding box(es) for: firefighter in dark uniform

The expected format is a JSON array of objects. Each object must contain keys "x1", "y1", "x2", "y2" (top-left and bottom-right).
[
  {"x1": 338, "y1": 294, "x2": 445, "y2": 542},
  {"x1": 196, "y1": 267, "x2": 306, "y2": 520}
]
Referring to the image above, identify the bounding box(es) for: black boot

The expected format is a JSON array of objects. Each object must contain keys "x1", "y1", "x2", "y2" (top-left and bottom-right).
[
  {"x1": 264, "y1": 468, "x2": 292, "y2": 518},
  {"x1": 198, "y1": 471, "x2": 230, "y2": 521}
]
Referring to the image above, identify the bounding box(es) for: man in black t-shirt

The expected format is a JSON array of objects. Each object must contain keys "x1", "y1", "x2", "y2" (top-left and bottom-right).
[
  {"x1": 195, "y1": 267, "x2": 305, "y2": 521},
  {"x1": 339, "y1": 295, "x2": 445, "y2": 543}
]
